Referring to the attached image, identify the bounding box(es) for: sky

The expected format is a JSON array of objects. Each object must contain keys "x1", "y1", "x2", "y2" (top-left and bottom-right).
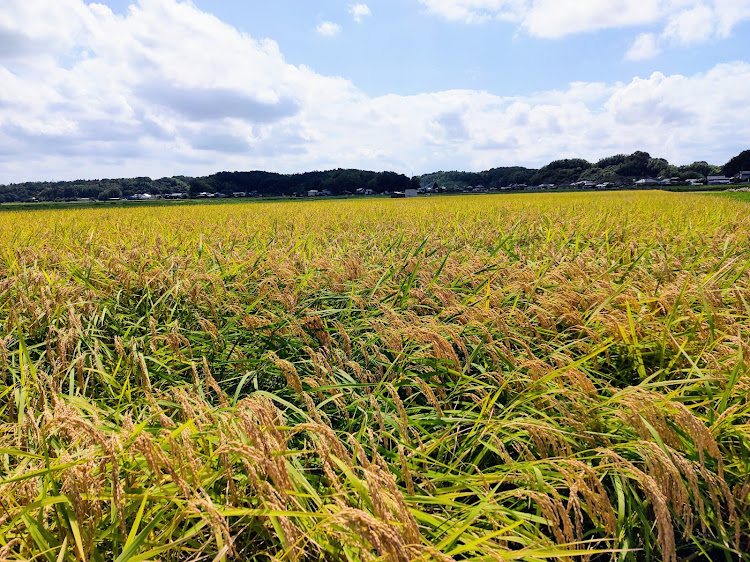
[{"x1": 1, "y1": 0, "x2": 750, "y2": 183}]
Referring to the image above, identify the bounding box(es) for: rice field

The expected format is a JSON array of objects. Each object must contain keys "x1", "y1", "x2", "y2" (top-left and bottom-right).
[{"x1": 0, "y1": 191, "x2": 749, "y2": 561}]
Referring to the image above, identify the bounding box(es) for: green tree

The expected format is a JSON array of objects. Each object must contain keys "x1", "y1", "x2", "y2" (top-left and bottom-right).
[
  {"x1": 722, "y1": 150, "x2": 750, "y2": 176},
  {"x1": 679, "y1": 161, "x2": 719, "y2": 179},
  {"x1": 98, "y1": 187, "x2": 122, "y2": 201},
  {"x1": 188, "y1": 178, "x2": 212, "y2": 198}
]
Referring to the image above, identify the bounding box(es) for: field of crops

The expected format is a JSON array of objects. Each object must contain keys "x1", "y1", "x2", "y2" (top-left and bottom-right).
[
  {"x1": 720, "y1": 191, "x2": 750, "y2": 204},
  {"x1": 1, "y1": 191, "x2": 749, "y2": 561}
]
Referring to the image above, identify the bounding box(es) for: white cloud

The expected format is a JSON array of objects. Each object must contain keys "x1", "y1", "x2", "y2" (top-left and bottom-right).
[
  {"x1": 315, "y1": 21, "x2": 342, "y2": 36},
  {"x1": 0, "y1": 0, "x2": 749, "y2": 183},
  {"x1": 349, "y1": 4, "x2": 372, "y2": 23},
  {"x1": 662, "y1": 4, "x2": 717, "y2": 45},
  {"x1": 416, "y1": 0, "x2": 525, "y2": 24},
  {"x1": 417, "y1": 0, "x2": 750, "y2": 46},
  {"x1": 522, "y1": 0, "x2": 661, "y2": 38},
  {"x1": 626, "y1": 33, "x2": 661, "y2": 61}
]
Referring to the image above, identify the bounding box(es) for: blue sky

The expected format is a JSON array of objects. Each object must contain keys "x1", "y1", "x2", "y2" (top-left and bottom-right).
[
  {"x1": 98, "y1": 0, "x2": 750, "y2": 96},
  {"x1": 1, "y1": 0, "x2": 749, "y2": 182}
]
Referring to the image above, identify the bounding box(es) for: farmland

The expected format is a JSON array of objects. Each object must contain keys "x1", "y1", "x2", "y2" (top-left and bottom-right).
[{"x1": 0, "y1": 191, "x2": 749, "y2": 561}]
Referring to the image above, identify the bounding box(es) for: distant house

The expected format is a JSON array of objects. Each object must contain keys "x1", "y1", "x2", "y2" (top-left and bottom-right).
[
  {"x1": 405, "y1": 188, "x2": 418, "y2": 198},
  {"x1": 686, "y1": 179, "x2": 704, "y2": 186},
  {"x1": 707, "y1": 175, "x2": 731, "y2": 185},
  {"x1": 307, "y1": 190, "x2": 320, "y2": 197},
  {"x1": 573, "y1": 180, "x2": 595, "y2": 189},
  {"x1": 738, "y1": 171, "x2": 750, "y2": 182},
  {"x1": 390, "y1": 191, "x2": 406, "y2": 198},
  {"x1": 635, "y1": 178, "x2": 658, "y2": 186},
  {"x1": 658, "y1": 177, "x2": 681, "y2": 186}
]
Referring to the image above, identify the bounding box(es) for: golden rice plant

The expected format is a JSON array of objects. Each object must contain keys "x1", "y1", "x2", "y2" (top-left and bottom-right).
[{"x1": 0, "y1": 191, "x2": 749, "y2": 560}]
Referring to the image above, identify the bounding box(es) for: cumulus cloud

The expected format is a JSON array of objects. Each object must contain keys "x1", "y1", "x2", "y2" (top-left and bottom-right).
[
  {"x1": 0, "y1": 0, "x2": 749, "y2": 183},
  {"x1": 315, "y1": 21, "x2": 342, "y2": 36},
  {"x1": 136, "y1": 84, "x2": 300, "y2": 122},
  {"x1": 662, "y1": 4, "x2": 716, "y2": 45},
  {"x1": 626, "y1": 33, "x2": 661, "y2": 61},
  {"x1": 349, "y1": 4, "x2": 372, "y2": 23},
  {"x1": 417, "y1": 0, "x2": 750, "y2": 47},
  {"x1": 436, "y1": 111, "x2": 470, "y2": 140}
]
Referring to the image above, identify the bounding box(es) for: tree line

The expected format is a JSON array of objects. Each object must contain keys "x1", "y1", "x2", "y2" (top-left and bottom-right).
[
  {"x1": 188, "y1": 170, "x2": 416, "y2": 198},
  {"x1": 1, "y1": 150, "x2": 748, "y2": 203},
  {"x1": 419, "y1": 150, "x2": 750, "y2": 190},
  {"x1": 0, "y1": 169, "x2": 416, "y2": 203}
]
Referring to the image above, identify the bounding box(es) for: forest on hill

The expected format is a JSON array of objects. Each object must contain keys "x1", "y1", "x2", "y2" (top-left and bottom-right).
[
  {"x1": 1, "y1": 149, "x2": 748, "y2": 203},
  {"x1": 419, "y1": 150, "x2": 748, "y2": 190},
  {"x1": 0, "y1": 169, "x2": 417, "y2": 203}
]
